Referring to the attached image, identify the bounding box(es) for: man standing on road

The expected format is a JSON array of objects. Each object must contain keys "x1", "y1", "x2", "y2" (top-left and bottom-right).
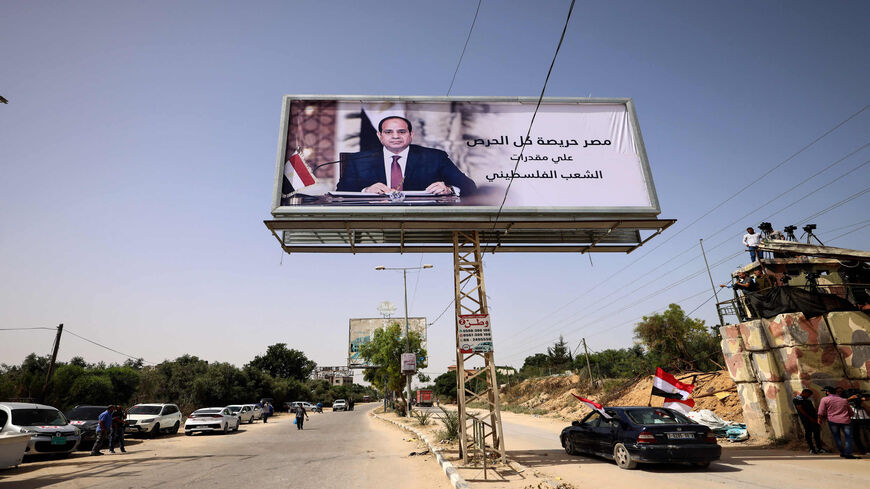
[
  {"x1": 90, "y1": 405, "x2": 114, "y2": 456},
  {"x1": 295, "y1": 403, "x2": 309, "y2": 430},
  {"x1": 819, "y1": 387, "x2": 858, "y2": 459},
  {"x1": 263, "y1": 401, "x2": 273, "y2": 423},
  {"x1": 793, "y1": 389, "x2": 826, "y2": 454}
]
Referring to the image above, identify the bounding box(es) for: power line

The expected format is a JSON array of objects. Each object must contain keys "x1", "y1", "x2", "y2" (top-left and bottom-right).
[
  {"x1": 829, "y1": 222, "x2": 870, "y2": 242},
  {"x1": 490, "y1": 0, "x2": 576, "y2": 227},
  {"x1": 509, "y1": 106, "x2": 870, "y2": 334},
  {"x1": 64, "y1": 328, "x2": 153, "y2": 365},
  {"x1": 0, "y1": 327, "x2": 55, "y2": 331},
  {"x1": 446, "y1": 0, "x2": 483, "y2": 96}
]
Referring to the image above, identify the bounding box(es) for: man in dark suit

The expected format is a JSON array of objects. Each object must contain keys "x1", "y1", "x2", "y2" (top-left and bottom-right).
[{"x1": 336, "y1": 116, "x2": 476, "y2": 196}]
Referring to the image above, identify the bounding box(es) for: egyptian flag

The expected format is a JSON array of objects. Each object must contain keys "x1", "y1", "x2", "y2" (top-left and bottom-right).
[
  {"x1": 651, "y1": 367, "x2": 694, "y2": 400},
  {"x1": 572, "y1": 393, "x2": 611, "y2": 419},
  {"x1": 282, "y1": 152, "x2": 316, "y2": 195},
  {"x1": 663, "y1": 398, "x2": 695, "y2": 414}
]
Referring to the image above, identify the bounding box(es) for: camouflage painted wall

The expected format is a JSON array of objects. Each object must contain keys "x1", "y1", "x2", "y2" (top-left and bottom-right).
[{"x1": 719, "y1": 310, "x2": 870, "y2": 442}]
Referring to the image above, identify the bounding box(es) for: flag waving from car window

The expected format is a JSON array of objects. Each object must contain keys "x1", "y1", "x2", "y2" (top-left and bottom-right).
[{"x1": 571, "y1": 393, "x2": 612, "y2": 419}]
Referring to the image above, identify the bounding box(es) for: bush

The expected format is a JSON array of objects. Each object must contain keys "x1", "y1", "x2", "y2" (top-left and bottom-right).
[
  {"x1": 411, "y1": 409, "x2": 433, "y2": 426},
  {"x1": 437, "y1": 406, "x2": 460, "y2": 440}
]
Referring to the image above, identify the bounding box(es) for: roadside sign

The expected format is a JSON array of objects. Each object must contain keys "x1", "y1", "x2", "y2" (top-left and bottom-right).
[
  {"x1": 401, "y1": 353, "x2": 417, "y2": 373},
  {"x1": 458, "y1": 314, "x2": 492, "y2": 353}
]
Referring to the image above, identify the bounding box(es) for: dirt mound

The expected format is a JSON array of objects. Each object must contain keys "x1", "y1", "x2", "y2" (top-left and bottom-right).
[{"x1": 501, "y1": 370, "x2": 743, "y2": 423}]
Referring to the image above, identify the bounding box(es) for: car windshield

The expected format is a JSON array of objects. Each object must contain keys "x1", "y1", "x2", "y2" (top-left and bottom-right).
[
  {"x1": 626, "y1": 408, "x2": 691, "y2": 425},
  {"x1": 194, "y1": 409, "x2": 220, "y2": 415},
  {"x1": 65, "y1": 407, "x2": 105, "y2": 420},
  {"x1": 227, "y1": 406, "x2": 241, "y2": 413},
  {"x1": 128, "y1": 405, "x2": 162, "y2": 415},
  {"x1": 12, "y1": 408, "x2": 68, "y2": 426}
]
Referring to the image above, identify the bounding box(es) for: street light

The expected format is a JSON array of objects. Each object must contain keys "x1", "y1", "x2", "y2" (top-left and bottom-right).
[{"x1": 375, "y1": 264, "x2": 433, "y2": 415}]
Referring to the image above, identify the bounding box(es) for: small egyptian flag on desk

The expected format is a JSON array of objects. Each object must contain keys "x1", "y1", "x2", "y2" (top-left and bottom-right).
[{"x1": 283, "y1": 151, "x2": 316, "y2": 195}]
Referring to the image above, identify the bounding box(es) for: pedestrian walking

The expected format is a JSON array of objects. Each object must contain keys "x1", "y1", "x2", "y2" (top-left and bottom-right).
[
  {"x1": 110, "y1": 405, "x2": 127, "y2": 454},
  {"x1": 90, "y1": 405, "x2": 115, "y2": 456},
  {"x1": 295, "y1": 404, "x2": 309, "y2": 430},
  {"x1": 263, "y1": 401, "x2": 273, "y2": 423},
  {"x1": 793, "y1": 389, "x2": 826, "y2": 453},
  {"x1": 316, "y1": 402, "x2": 323, "y2": 413},
  {"x1": 819, "y1": 386, "x2": 859, "y2": 459}
]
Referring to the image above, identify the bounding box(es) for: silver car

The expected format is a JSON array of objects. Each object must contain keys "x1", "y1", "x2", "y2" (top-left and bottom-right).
[{"x1": 0, "y1": 402, "x2": 81, "y2": 457}]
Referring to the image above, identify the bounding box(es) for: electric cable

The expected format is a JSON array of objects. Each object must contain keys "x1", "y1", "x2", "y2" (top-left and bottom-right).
[{"x1": 64, "y1": 328, "x2": 153, "y2": 365}]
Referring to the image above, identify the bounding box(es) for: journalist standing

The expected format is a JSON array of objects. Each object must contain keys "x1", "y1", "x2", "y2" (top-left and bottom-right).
[{"x1": 818, "y1": 387, "x2": 858, "y2": 459}]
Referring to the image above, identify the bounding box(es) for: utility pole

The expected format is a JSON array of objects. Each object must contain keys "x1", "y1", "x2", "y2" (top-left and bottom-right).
[
  {"x1": 582, "y1": 338, "x2": 593, "y2": 387},
  {"x1": 41, "y1": 323, "x2": 63, "y2": 402},
  {"x1": 700, "y1": 239, "x2": 725, "y2": 328}
]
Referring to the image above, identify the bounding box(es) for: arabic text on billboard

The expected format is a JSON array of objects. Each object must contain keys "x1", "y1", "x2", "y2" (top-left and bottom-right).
[{"x1": 275, "y1": 97, "x2": 658, "y2": 213}]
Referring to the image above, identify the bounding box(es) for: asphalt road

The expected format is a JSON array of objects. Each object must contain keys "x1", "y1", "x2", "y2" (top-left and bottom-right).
[{"x1": 0, "y1": 405, "x2": 451, "y2": 489}]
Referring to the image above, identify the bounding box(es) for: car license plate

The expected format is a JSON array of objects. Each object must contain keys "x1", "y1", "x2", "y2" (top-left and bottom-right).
[
  {"x1": 667, "y1": 432, "x2": 694, "y2": 439},
  {"x1": 51, "y1": 436, "x2": 67, "y2": 445}
]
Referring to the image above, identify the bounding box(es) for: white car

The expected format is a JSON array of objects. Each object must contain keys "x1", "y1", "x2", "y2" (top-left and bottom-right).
[
  {"x1": 226, "y1": 405, "x2": 255, "y2": 424},
  {"x1": 332, "y1": 399, "x2": 347, "y2": 412},
  {"x1": 0, "y1": 402, "x2": 81, "y2": 457},
  {"x1": 246, "y1": 404, "x2": 263, "y2": 420},
  {"x1": 126, "y1": 403, "x2": 183, "y2": 438},
  {"x1": 185, "y1": 408, "x2": 240, "y2": 435}
]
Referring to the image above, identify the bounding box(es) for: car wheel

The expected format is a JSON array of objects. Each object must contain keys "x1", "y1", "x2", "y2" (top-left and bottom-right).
[
  {"x1": 151, "y1": 423, "x2": 161, "y2": 439},
  {"x1": 564, "y1": 436, "x2": 579, "y2": 456},
  {"x1": 693, "y1": 461, "x2": 711, "y2": 469},
  {"x1": 248, "y1": 416, "x2": 254, "y2": 424},
  {"x1": 613, "y1": 443, "x2": 637, "y2": 469},
  {"x1": 233, "y1": 420, "x2": 239, "y2": 432},
  {"x1": 222, "y1": 423, "x2": 229, "y2": 434},
  {"x1": 185, "y1": 431, "x2": 193, "y2": 436},
  {"x1": 172, "y1": 421, "x2": 180, "y2": 434}
]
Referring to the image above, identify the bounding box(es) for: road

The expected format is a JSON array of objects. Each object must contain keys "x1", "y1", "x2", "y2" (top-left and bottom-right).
[
  {"x1": 499, "y1": 411, "x2": 870, "y2": 489},
  {"x1": 0, "y1": 405, "x2": 451, "y2": 489}
]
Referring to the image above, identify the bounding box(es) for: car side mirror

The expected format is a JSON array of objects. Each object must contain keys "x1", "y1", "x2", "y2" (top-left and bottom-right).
[{"x1": 571, "y1": 420, "x2": 580, "y2": 427}]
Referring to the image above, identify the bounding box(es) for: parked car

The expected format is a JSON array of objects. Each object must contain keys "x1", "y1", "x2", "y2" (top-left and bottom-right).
[
  {"x1": 560, "y1": 406, "x2": 721, "y2": 470},
  {"x1": 226, "y1": 405, "x2": 255, "y2": 424},
  {"x1": 287, "y1": 402, "x2": 318, "y2": 413},
  {"x1": 332, "y1": 399, "x2": 347, "y2": 412},
  {"x1": 0, "y1": 402, "x2": 81, "y2": 457},
  {"x1": 247, "y1": 404, "x2": 263, "y2": 420},
  {"x1": 126, "y1": 403, "x2": 183, "y2": 438},
  {"x1": 185, "y1": 407, "x2": 240, "y2": 435},
  {"x1": 64, "y1": 405, "x2": 106, "y2": 449}
]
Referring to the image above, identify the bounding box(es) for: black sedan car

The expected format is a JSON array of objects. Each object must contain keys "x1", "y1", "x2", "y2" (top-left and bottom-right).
[
  {"x1": 560, "y1": 406, "x2": 721, "y2": 470},
  {"x1": 65, "y1": 405, "x2": 106, "y2": 449}
]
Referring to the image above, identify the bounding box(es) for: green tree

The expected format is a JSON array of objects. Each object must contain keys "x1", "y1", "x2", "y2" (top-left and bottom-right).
[
  {"x1": 547, "y1": 335, "x2": 573, "y2": 372},
  {"x1": 633, "y1": 304, "x2": 722, "y2": 371},
  {"x1": 433, "y1": 371, "x2": 457, "y2": 402},
  {"x1": 359, "y1": 322, "x2": 427, "y2": 409},
  {"x1": 247, "y1": 343, "x2": 316, "y2": 381}
]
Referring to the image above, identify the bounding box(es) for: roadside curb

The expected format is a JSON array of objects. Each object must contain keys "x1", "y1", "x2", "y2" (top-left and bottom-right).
[{"x1": 371, "y1": 411, "x2": 471, "y2": 489}]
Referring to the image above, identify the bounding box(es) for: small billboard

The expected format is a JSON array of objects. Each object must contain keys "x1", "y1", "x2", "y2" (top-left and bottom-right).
[
  {"x1": 348, "y1": 317, "x2": 427, "y2": 368},
  {"x1": 271, "y1": 95, "x2": 661, "y2": 217}
]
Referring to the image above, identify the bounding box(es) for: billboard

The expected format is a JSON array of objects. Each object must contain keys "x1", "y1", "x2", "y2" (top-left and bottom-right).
[
  {"x1": 348, "y1": 317, "x2": 427, "y2": 368},
  {"x1": 271, "y1": 95, "x2": 661, "y2": 217}
]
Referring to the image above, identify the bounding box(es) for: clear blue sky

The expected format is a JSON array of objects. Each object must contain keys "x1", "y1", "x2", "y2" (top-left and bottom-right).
[{"x1": 2, "y1": 1, "x2": 869, "y2": 380}]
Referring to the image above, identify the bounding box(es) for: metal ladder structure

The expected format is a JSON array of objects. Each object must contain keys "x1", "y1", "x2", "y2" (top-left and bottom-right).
[{"x1": 452, "y1": 230, "x2": 505, "y2": 464}]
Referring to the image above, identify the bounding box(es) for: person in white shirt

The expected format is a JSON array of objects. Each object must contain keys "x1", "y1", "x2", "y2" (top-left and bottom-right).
[{"x1": 743, "y1": 227, "x2": 762, "y2": 262}]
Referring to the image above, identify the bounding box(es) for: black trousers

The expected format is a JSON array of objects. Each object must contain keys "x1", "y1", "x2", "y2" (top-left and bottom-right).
[
  {"x1": 296, "y1": 416, "x2": 304, "y2": 429},
  {"x1": 800, "y1": 418, "x2": 823, "y2": 451}
]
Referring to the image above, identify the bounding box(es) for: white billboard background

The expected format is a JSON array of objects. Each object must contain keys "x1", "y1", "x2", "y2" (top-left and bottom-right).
[
  {"x1": 348, "y1": 317, "x2": 427, "y2": 368},
  {"x1": 326, "y1": 100, "x2": 653, "y2": 208}
]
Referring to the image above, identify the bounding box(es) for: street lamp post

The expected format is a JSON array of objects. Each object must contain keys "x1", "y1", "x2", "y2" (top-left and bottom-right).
[{"x1": 375, "y1": 264, "x2": 433, "y2": 416}]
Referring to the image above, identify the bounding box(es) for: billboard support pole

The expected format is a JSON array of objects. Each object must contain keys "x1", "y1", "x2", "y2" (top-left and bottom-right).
[{"x1": 453, "y1": 231, "x2": 505, "y2": 465}]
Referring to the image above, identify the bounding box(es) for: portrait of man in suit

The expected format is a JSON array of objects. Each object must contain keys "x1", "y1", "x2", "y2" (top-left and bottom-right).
[{"x1": 336, "y1": 116, "x2": 477, "y2": 196}]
